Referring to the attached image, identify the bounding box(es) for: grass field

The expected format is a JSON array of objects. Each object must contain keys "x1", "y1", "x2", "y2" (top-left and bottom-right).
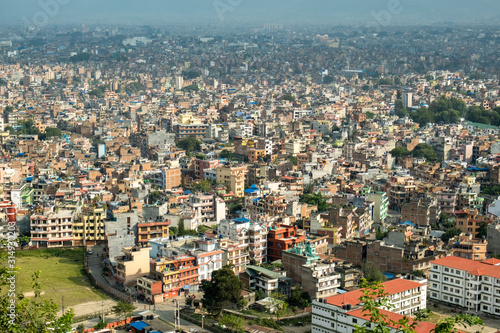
[{"x1": 12, "y1": 248, "x2": 108, "y2": 307}]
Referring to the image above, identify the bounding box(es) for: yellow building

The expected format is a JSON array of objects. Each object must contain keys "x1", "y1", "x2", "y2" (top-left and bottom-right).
[
  {"x1": 216, "y1": 164, "x2": 247, "y2": 198},
  {"x1": 73, "y1": 204, "x2": 105, "y2": 246},
  {"x1": 115, "y1": 246, "x2": 152, "y2": 283}
]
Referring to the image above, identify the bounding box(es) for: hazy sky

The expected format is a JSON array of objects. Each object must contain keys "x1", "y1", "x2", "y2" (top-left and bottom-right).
[{"x1": 2, "y1": 0, "x2": 500, "y2": 26}]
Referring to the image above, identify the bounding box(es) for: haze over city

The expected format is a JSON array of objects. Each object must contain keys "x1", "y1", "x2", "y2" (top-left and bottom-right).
[{"x1": 1, "y1": 0, "x2": 500, "y2": 26}]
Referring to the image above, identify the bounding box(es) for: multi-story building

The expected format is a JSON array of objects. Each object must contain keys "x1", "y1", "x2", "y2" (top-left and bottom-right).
[
  {"x1": 220, "y1": 238, "x2": 249, "y2": 275},
  {"x1": 216, "y1": 164, "x2": 247, "y2": 198},
  {"x1": 282, "y1": 242, "x2": 340, "y2": 300},
  {"x1": 73, "y1": 204, "x2": 106, "y2": 246},
  {"x1": 455, "y1": 209, "x2": 494, "y2": 239},
  {"x1": 115, "y1": 246, "x2": 152, "y2": 284},
  {"x1": 401, "y1": 197, "x2": 440, "y2": 228},
  {"x1": 387, "y1": 176, "x2": 416, "y2": 211},
  {"x1": 267, "y1": 224, "x2": 305, "y2": 262},
  {"x1": 319, "y1": 278, "x2": 426, "y2": 316},
  {"x1": 247, "y1": 193, "x2": 287, "y2": 219},
  {"x1": 137, "y1": 221, "x2": 170, "y2": 244},
  {"x1": 194, "y1": 159, "x2": 220, "y2": 180},
  {"x1": 367, "y1": 191, "x2": 388, "y2": 224},
  {"x1": 192, "y1": 239, "x2": 224, "y2": 281},
  {"x1": 452, "y1": 234, "x2": 487, "y2": 261},
  {"x1": 218, "y1": 218, "x2": 268, "y2": 264},
  {"x1": 240, "y1": 265, "x2": 293, "y2": 298},
  {"x1": 433, "y1": 191, "x2": 457, "y2": 215},
  {"x1": 150, "y1": 251, "x2": 199, "y2": 299},
  {"x1": 429, "y1": 256, "x2": 500, "y2": 315},
  {"x1": 173, "y1": 123, "x2": 208, "y2": 140},
  {"x1": 30, "y1": 209, "x2": 74, "y2": 248},
  {"x1": 188, "y1": 193, "x2": 226, "y2": 225}
]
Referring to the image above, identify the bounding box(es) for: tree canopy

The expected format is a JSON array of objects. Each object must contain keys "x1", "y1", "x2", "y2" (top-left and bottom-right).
[
  {"x1": 410, "y1": 96, "x2": 467, "y2": 126},
  {"x1": 176, "y1": 136, "x2": 201, "y2": 154},
  {"x1": 201, "y1": 266, "x2": 243, "y2": 316},
  {"x1": 299, "y1": 192, "x2": 330, "y2": 212}
]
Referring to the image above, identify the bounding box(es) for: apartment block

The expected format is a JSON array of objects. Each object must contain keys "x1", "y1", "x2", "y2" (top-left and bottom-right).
[
  {"x1": 137, "y1": 221, "x2": 170, "y2": 244},
  {"x1": 73, "y1": 204, "x2": 106, "y2": 246},
  {"x1": 430, "y1": 256, "x2": 500, "y2": 316},
  {"x1": 115, "y1": 246, "x2": 152, "y2": 284},
  {"x1": 30, "y1": 209, "x2": 74, "y2": 248}
]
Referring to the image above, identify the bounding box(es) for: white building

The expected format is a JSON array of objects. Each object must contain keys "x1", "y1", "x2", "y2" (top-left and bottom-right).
[
  {"x1": 312, "y1": 301, "x2": 435, "y2": 333},
  {"x1": 218, "y1": 218, "x2": 268, "y2": 264},
  {"x1": 193, "y1": 239, "x2": 224, "y2": 281},
  {"x1": 293, "y1": 108, "x2": 313, "y2": 120},
  {"x1": 430, "y1": 256, "x2": 500, "y2": 316}
]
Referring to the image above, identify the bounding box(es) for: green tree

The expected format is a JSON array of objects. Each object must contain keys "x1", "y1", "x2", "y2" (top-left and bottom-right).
[
  {"x1": 201, "y1": 266, "x2": 243, "y2": 316},
  {"x1": 289, "y1": 156, "x2": 298, "y2": 166},
  {"x1": 0, "y1": 271, "x2": 75, "y2": 333},
  {"x1": 178, "y1": 219, "x2": 186, "y2": 236},
  {"x1": 219, "y1": 149, "x2": 234, "y2": 159},
  {"x1": 183, "y1": 84, "x2": 199, "y2": 92},
  {"x1": 4, "y1": 105, "x2": 14, "y2": 113},
  {"x1": 220, "y1": 313, "x2": 245, "y2": 333},
  {"x1": 394, "y1": 99, "x2": 407, "y2": 117},
  {"x1": 193, "y1": 179, "x2": 212, "y2": 193},
  {"x1": 411, "y1": 143, "x2": 438, "y2": 162},
  {"x1": 182, "y1": 70, "x2": 201, "y2": 80},
  {"x1": 353, "y1": 279, "x2": 415, "y2": 333},
  {"x1": 282, "y1": 93, "x2": 295, "y2": 102},
  {"x1": 176, "y1": 136, "x2": 201, "y2": 154},
  {"x1": 255, "y1": 289, "x2": 265, "y2": 301},
  {"x1": 112, "y1": 301, "x2": 135, "y2": 321},
  {"x1": 323, "y1": 75, "x2": 334, "y2": 84},
  {"x1": 93, "y1": 319, "x2": 107, "y2": 330},
  {"x1": 270, "y1": 292, "x2": 288, "y2": 320},
  {"x1": 360, "y1": 262, "x2": 386, "y2": 283},
  {"x1": 289, "y1": 284, "x2": 311, "y2": 308},
  {"x1": 441, "y1": 227, "x2": 461, "y2": 243},
  {"x1": 44, "y1": 127, "x2": 62, "y2": 139},
  {"x1": 300, "y1": 193, "x2": 330, "y2": 212},
  {"x1": 477, "y1": 222, "x2": 487, "y2": 239},
  {"x1": 432, "y1": 313, "x2": 483, "y2": 333},
  {"x1": 76, "y1": 323, "x2": 86, "y2": 333},
  {"x1": 389, "y1": 147, "x2": 409, "y2": 159}
]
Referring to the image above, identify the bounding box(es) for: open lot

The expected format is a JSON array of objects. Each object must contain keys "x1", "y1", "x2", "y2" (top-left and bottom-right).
[{"x1": 11, "y1": 248, "x2": 108, "y2": 307}]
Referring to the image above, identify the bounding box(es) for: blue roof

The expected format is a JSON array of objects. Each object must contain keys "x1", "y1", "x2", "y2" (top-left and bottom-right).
[
  {"x1": 26, "y1": 177, "x2": 33, "y2": 182},
  {"x1": 233, "y1": 217, "x2": 250, "y2": 223},
  {"x1": 384, "y1": 273, "x2": 396, "y2": 279},
  {"x1": 467, "y1": 166, "x2": 488, "y2": 171},
  {"x1": 17, "y1": 153, "x2": 25, "y2": 157},
  {"x1": 130, "y1": 321, "x2": 150, "y2": 330},
  {"x1": 398, "y1": 221, "x2": 414, "y2": 226},
  {"x1": 184, "y1": 190, "x2": 192, "y2": 194}
]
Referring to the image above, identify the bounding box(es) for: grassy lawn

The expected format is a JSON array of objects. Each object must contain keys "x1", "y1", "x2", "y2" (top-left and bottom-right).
[{"x1": 11, "y1": 248, "x2": 108, "y2": 307}]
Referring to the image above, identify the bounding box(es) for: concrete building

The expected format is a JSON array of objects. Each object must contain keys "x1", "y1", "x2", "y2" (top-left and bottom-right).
[
  {"x1": 240, "y1": 265, "x2": 293, "y2": 298},
  {"x1": 367, "y1": 191, "x2": 389, "y2": 224},
  {"x1": 267, "y1": 224, "x2": 305, "y2": 263},
  {"x1": 430, "y1": 256, "x2": 500, "y2": 315},
  {"x1": 216, "y1": 164, "x2": 247, "y2": 198},
  {"x1": 115, "y1": 246, "x2": 152, "y2": 284},
  {"x1": 73, "y1": 204, "x2": 106, "y2": 246},
  {"x1": 452, "y1": 234, "x2": 487, "y2": 261},
  {"x1": 30, "y1": 209, "x2": 74, "y2": 248},
  {"x1": 137, "y1": 221, "x2": 170, "y2": 244},
  {"x1": 401, "y1": 197, "x2": 440, "y2": 228}
]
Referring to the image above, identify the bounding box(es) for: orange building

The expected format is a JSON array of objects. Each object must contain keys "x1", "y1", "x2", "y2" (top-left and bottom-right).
[
  {"x1": 137, "y1": 221, "x2": 170, "y2": 244},
  {"x1": 267, "y1": 224, "x2": 305, "y2": 262}
]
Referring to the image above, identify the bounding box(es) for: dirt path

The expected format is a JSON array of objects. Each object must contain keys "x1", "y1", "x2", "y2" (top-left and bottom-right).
[{"x1": 58, "y1": 299, "x2": 118, "y2": 318}]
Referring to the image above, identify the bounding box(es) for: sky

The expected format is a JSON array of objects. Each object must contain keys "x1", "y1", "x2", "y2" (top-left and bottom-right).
[{"x1": 2, "y1": 0, "x2": 500, "y2": 27}]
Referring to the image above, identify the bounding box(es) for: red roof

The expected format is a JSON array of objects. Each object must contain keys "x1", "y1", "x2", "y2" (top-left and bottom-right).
[
  {"x1": 326, "y1": 279, "x2": 424, "y2": 307},
  {"x1": 347, "y1": 308, "x2": 436, "y2": 333},
  {"x1": 481, "y1": 258, "x2": 500, "y2": 265},
  {"x1": 431, "y1": 256, "x2": 500, "y2": 279}
]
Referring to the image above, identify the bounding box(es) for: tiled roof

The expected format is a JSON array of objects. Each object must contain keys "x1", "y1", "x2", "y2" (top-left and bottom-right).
[{"x1": 431, "y1": 256, "x2": 500, "y2": 279}]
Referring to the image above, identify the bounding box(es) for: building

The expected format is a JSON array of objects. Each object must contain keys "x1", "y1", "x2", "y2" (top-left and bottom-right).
[
  {"x1": 312, "y1": 301, "x2": 435, "y2": 333},
  {"x1": 216, "y1": 164, "x2": 247, "y2": 198},
  {"x1": 173, "y1": 123, "x2": 208, "y2": 140},
  {"x1": 455, "y1": 209, "x2": 494, "y2": 239},
  {"x1": 429, "y1": 256, "x2": 500, "y2": 315},
  {"x1": 282, "y1": 243, "x2": 341, "y2": 300},
  {"x1": 321, "y1": 278, "x2": 426, "y2": 316},
  {"x1": 367, "y1": 191, "x2": 389, "y2": 224},
  {"x1": 267, "y1": 224, "x2": 305, "y2": 262},
  {"x1": 188, "y1": 193, "x2": 226, "y2": 225},
  {"x1": 240, "y1": 265, "x2": 293, "y2": 298},
  {"x1": 220, "y1": 238, "x2": 249, "y2": 275},
  {"x1": 115, "y1": 246, "x2": 152, "y2": 284},
  {"x1": 452, "y1": 234, "x2": 487, "y2": 261},
  {"x1": 401, "y1": 197, "x2": 440, "y2": 228},
  {"x1": 150, "y1": 252, "x2": 199, "y2": 299},
  {"x1": 146, "y1": 167, "x2": 181, "y2": 190},
  {"x1": 30, "y1": 209, "x2": 74, "y2": 248},
  {"x1": 73, "y1": 204, "x2": 106, "y2": 246},
  {"x1": 137, "y1": 221, "x2": 170, "y2": 244}
]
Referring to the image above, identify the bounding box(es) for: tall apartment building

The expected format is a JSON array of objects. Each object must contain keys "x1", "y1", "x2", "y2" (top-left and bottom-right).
[
  {"x1": 188, "y1": 193, "x2": 226, "y2": 225},
  {"x1": 430, "y1": 256, "x2": 500, "y2": 315},
  {"x1": 73, "y1": 204, "x2": 106, "y2": 246},
  {"x1": 216, "y1": 164, "x2": 247, "y2": 198},
  {"x1": 30, "y1": 209, "x2": 74, "y2": 248},
  {"x1": 220, "y1": 238, "x2": 249, "y2": 275},
  {"x1": 218, "y1": 218, "x2": 268, "y2": 264},
  {"x1": 367, "y1": 191, "x2": 389, "y2": 224}
]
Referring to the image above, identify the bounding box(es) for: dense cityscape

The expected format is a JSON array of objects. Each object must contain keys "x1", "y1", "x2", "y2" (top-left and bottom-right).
[{"x1": 1, "y1": 15, "x2": 500, "y2": 333}]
